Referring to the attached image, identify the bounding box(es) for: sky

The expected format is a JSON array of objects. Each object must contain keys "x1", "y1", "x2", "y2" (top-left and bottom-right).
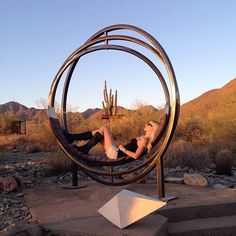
[{"x1": 1, "y1": 0, "x2": 236, "y2": 112}]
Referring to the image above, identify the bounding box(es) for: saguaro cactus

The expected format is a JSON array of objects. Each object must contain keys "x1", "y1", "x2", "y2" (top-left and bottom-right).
[{"x1": 102, "y1": 81, "x2": 118, "y2": 116}]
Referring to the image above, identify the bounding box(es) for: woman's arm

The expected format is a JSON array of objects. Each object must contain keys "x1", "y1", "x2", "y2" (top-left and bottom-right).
[{"x1": 119, "y1": 138, "x2": 148, "y2": 160}]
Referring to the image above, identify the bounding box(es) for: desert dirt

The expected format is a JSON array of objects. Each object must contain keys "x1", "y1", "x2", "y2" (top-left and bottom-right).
[
  {"x1": 1, "y1": 150, "x2": 236, "y2": 234},
  {"x1": 0, "y1": 150, "x2": 90, "y2": 232}
]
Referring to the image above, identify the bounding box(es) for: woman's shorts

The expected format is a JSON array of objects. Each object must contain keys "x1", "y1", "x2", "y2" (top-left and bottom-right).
[{"x1": 106, "y1": 145, "x2": 119, "y2": 160}]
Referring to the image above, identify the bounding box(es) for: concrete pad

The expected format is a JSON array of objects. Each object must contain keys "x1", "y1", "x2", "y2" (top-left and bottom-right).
[
  {"x1": 168, "y1": 215, "x2": 236, "y2": 236},
  {"x1": 43, "y1": 214, "x2": 168, "y2": 236},
  {"x1": 162, "y1": 183, "x2": 236, "y2": 209},
  {"x1": 24, "y1": 181, "x2": 236, "y2": 225},
  {"x1": 24, "y1": 181, "x2": 125, "y2": 224}
]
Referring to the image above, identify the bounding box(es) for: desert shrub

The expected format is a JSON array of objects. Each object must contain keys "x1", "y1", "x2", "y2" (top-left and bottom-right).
[
  {"x1": 0, "y1": 134, "x2": 28, "y2": 151},
  {"x1": 25, "y1": 142, "x2": 42, "y2": 153},
  {"x1": 66, "y1": 112, "x2": 86, "y2": 133},
  {"x1": 215, "y1": 149, "x2": 233, "y2": 175},
  {"x1": 175, "y1": 117, "x2": 209, "y2": 144},
  {"x1": 26, "y1": 119, "x2": 57, "y2": 151},
  {"x1": 0, "y1": 118, "x2": 58, "y2": 152},
  {"x1": 209, "y1": 121, "x2": 236, "y2": 152},
  {"x1": 43, "y1": 151, "x2": 72, "y2": 176},
  {"x1": 164, "y1": 139, "x2": 211, "y2": 169},
  {"x1": 185, "y1": 119, "x2": 208, "y2": 143}
]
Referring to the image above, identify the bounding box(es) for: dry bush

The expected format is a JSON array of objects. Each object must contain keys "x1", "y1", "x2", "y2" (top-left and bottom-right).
[
  {"x1": 43, "y1": 151, "x2": 72, "y2": 176},
  {"x1": 175, "y1": 118, "x2": 209, "y2": 144},
  {"x1": 0, "y1": 118, "x2": 58, "y2": 152},
  {"x1": 26, "y1": 119, "x2": 57, "y2": 151},
  {"x1": 165, "y1": 139, "x2": 211, "y2": 169},
  {"x1": 215, "y1": 149, "x2": 233, "y2": 175},
  {"x1": 0, "y1": 134, "x2": 28, "y2": 151},
  {"x1": 25, "y1": 142, "x2": 42, "y2": 153}
]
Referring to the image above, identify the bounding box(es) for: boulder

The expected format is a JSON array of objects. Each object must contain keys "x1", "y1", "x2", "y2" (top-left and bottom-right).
[
  {"x1": 122, "y1": 172, "x2": 137, "y2": 180},
  {"x1": 0, "y1": 176, "x2": 18, "y2": 192},
  {"x1": 184, "y1": 173, "x2": 208, "y2": 186},
  {"x1": 213, "y1": 184, "x2": 228, "y2": 189},
  {"x1": 165, "y1": 177, "x2": 184, "y2": 184}
]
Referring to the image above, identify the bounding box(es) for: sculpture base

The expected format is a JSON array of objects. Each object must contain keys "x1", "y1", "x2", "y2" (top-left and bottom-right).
[
  {"x1": 158, "y1": 195, "x2": 178, "y2": 202},
  {"x1": 98, "y1": 189, "x2": 166, "y2": 229},
  {"x1": 62, "y1": 184, "x2": 88, "y2": 189}
]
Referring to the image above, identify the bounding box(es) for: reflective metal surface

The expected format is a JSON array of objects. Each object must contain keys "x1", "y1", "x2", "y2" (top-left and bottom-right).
[{"x1": 48, "y1": 24, "x2": 180, "y2": 196}]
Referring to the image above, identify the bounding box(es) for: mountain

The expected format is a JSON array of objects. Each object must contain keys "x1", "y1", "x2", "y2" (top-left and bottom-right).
[
  {"x1": 1, "y1": 78, "x2": 235, "y2": 124},
  {"x1": 181, "y1": 78, "x2": 236, "y2": 121},
  {"x1": 0, "y1": 101, "x2": 46, "y2": 121},
  {"x1": 136, "y1": 105, "x2": 159, "y2": 113},
  {"x1": 0, "y1": 101, "x2": 28, "y2": 114},
  {"x1": 86, "y1": 106, "x2": 132, "y2": 121},
  {"x1": 82, "y1": 108, "x2": 101, "y2": 118}
]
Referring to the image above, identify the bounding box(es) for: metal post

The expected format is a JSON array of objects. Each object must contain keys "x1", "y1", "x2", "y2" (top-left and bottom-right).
[
  {"x1": 63, "y1": 161, "x2": 88, "y2": 189},
  {"x1": 72, "y1": 162, "x2": 78, "y2": 186},
  {"x1": 109, "y1": 166, "x2": 114, "y2": 182},
  {"x1": 157, "y1": 158, "x2": 165, "y2": 199}
]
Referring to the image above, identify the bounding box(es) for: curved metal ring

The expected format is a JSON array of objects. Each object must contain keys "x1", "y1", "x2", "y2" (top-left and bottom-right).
[{"x1": 48, "y1": 24, "x2": 180, "y2": 185}]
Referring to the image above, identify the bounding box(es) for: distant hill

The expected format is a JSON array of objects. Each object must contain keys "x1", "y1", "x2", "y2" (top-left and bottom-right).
[
  {"x1": 85, "y1": 106, "x2": 129, "y2": 121},
  {"x1": 179, "y1": 78, "x2": 236, "y2": 149},
  {"x1": 136, "y1": 105, "x2": 159, "y2": 113},
  {"x1": 0, "y1": 101, "x2": 28, "y2": 114},
  {"x1": 0, "y1": 101, "x2": 46, "y2": 121},
  {"x1": 181, "y1": 78, "x2": 236, "y2": 121},
  {"x1": 1, "y1": 78, "x2": 235, "y2": 126},
  {"x1": 82, "y1": 108, "x2": 101, "y2": 118}
]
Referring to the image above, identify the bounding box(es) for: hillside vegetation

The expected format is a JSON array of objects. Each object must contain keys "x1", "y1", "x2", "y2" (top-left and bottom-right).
[
  {"x1": 0, "y1": 78, "x2": 235, "y2": 169},
  {"x1": 164, "y1": 78, "x2": 236, "y2": 168},
  {"x1": 179, "y1": 78, "x2": 236, "y2": 150}
]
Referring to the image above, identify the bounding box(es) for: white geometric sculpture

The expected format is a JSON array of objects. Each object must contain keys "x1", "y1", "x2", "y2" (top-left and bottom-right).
[{"x1": 98, "y1": 189, "x2": 166, "y2": 229}]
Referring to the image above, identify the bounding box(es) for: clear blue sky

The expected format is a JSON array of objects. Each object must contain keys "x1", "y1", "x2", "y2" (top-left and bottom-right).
[{"x1": 1, "y1": 0, "x2": 236, "y2": 112}]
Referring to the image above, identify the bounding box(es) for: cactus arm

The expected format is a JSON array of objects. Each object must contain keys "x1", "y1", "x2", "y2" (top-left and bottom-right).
[
  {"x1": 114, "y1": 90, "x2": 117, "y2": 115},
  {"x1": 102, "y1": 80, "x2": 118, "y2": 116},
  {"x1": 102, "y1": 101, "x2": 106, "y2": 114}
]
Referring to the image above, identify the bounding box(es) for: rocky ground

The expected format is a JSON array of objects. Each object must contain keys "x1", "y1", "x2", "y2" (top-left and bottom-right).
[
  {"x1": 0, "y1": 151, "x2": 90, "y2": 233},
  {"x1": 0, "y1": 150, "x2": 236, "y2": 234}
]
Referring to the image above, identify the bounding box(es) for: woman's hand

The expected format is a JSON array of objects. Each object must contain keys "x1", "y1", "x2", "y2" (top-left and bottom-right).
[
  {"x1": 119, "y1": 140, "x2": 146, "y2": 160},
  {"x1": 118, "y1": 145, "x2": 126, "y2": 153}
]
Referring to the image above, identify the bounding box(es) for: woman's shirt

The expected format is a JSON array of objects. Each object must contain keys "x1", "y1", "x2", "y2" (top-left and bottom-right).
[{"x1": 118, "y1": 138, "x2": 147, "y2": 158}]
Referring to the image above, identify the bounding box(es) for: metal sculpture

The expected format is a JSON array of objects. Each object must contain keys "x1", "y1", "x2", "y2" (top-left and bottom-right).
[{"x1": 47, "y1": 24, "x2": 180, "y2": 198}]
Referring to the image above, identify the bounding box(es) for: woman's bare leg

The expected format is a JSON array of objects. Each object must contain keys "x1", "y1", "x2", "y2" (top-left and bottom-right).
[
  {"x1": 95, "y1": 127, "x2": 115, "y2": 151},
  {"x1": 92, "y1": 129, "x2": 100, "y2": 136}
]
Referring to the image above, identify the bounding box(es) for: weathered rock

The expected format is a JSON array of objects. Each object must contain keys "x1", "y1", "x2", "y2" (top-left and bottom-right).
[
  {"x1": 213, "y1": 184, "x2": 228, "y2": 189},
  {"x1": 122, "y1": 172, "x2": 137, "y2": 180},
  {"x1": 182, "y1": 167, "x2": 189, "y2": 172},
  {"x1": 0, "y1": 223, "x2": 7, "y2": 231},
  {"x1": 165, "y1": 177, "x2": 184, "y2": 184},
  {"x1": 0, "y1": 176, "x2": 18, "y2": 192},
  {"x1": 16, "y1": 193, "x2": 24, "y2": 198},
  {"x1": 21, "y1": 206, "x2": 28, "y2": 212},
  {"x1": 188, "y1": 168, "x2": 195, "y2": 174},
  {"x1": 12, "y1": 149, "x2": 19, "y2": 153},
  {"x1": 184, "y1": 173, "x2": 208, "y2": 186},
  {"x1": 175, "y1": 166, "x2": 182, "y2": 171},
  {"x1": 225, "y1": 182, "x2": 234, "y2": 188}
]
